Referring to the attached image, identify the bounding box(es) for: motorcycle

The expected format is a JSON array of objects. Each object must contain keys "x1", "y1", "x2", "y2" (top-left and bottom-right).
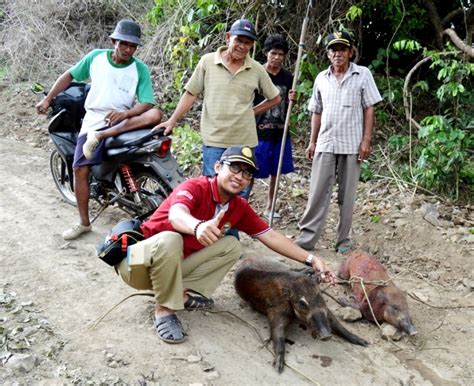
[{"x1": 34, "y1": 82, "x2": 184, "y2": 222}]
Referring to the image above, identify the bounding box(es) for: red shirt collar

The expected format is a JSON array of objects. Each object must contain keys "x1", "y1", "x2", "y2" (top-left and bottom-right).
[{"x1": 210, "y1": 176, "x2": 223, "y2": 204}]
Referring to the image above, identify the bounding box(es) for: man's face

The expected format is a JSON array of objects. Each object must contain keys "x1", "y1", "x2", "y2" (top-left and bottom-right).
[
  {"x1": 112, "y1": 39, "x2": 138, "y2": 64},
  {"x1": 226, "y1": 33, "x2": 254, "y2": 61},
  {"x1": 215, "y1": 161, "x2": 253, "y2": 197},
  {"x1": 266, "y1": 48, "x2": 286, "y2": 69},
  {"x1": 327, "y1": 44, "x2": 353, "y2": 68}
]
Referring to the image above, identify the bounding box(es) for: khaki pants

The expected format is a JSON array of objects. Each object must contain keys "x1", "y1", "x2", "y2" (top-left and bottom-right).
[
  {"x1": 117, "y1": 231, "x2": 241, "y2": 310},
  {"x1": 298, "y1": 153, "x2": 360, "y2": 249}
]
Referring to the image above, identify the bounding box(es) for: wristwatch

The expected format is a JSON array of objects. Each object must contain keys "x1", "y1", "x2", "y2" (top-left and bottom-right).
[{"x1": 304, "y1": 254, "x2": 314, "y2": 267}]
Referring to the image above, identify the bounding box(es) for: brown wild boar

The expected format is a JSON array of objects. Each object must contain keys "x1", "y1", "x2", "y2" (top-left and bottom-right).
[{"x1": 337, "y1": 251, "x2": 417, "y2": 335}]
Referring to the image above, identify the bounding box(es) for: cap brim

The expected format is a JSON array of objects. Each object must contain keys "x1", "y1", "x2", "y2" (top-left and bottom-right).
[
  {"x1": 327, "y1": 38, "x2": 351, "y2": 48},
  {"x1": 222, "y1": 155, "x2": 258, "y2": 171},
  {"x1": 230, "y1": 31, "x2": 256, "y2": 41},
  {"x1": 110, "y1": 33, "x2": 142, "y2": 46}
]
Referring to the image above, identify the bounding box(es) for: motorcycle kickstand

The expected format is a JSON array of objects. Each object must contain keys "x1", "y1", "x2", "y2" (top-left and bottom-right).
[{"x1": 90, "y1": 203, "x2": 109, "y2": 224}]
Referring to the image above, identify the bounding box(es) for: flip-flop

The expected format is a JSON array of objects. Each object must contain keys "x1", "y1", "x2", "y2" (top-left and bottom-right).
[
  {"x1": 336, "y1": 245, "x2": 353, "y2": 254},
  {"x1": 184, "y1": 293, "x2": 214, "y2": 310},
  {"x1": 153, "y1": 314, "x2": 186, "y2": 344}
]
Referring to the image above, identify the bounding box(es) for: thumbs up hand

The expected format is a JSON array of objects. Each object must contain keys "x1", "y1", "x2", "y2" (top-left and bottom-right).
[{"x1": 195, "y1": 209, "x2": 226, "y2": 246}]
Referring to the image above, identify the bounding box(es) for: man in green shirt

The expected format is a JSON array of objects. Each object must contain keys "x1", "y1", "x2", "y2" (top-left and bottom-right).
[{"x1": 36, "y1": 19, "x2": 161, "y2": 240}]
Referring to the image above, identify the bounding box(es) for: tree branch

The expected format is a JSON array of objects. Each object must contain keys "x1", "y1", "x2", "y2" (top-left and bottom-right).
[
  {"x1": 440, "y1": 8, "x2": 463, "y2": 27},
  {"x1": 442, "y1": 28, "x2": 474, "y2": 57}
]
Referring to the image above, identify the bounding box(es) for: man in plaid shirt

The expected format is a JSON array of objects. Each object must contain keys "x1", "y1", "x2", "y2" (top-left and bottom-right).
[{"x1": 297, "y1": 32, "x2": 382, "y2": 253}]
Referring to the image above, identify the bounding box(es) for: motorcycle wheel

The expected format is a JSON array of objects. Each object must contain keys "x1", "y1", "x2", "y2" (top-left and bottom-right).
[
  {"x1": 50, "y1": 149, "x2": 77, "y2": 206},
  {"x1": 133, "y1": 171, "x2": 170, "y2": 217}
]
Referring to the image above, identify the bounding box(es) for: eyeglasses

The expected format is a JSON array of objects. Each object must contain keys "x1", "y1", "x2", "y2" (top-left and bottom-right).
[{"x1": 222, "y1": 161, "x2": 254, "y2": 180}]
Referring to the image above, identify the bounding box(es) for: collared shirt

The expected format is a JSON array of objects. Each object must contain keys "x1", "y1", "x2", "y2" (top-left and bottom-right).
[
  {"x1": 141, "y1": 176, "x2": 271, "y2": 258},
  {"x1": 308, "y1": 62, "x2": 382, "y2": 154},
  {"x1": 185, "y1": 46, "x2": 280, "y2": 147}
]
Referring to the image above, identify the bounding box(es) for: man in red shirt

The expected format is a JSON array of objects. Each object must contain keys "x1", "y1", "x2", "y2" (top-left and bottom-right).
[{"x1": 117, "y1": 145, "x2": 336, "y2": 343}]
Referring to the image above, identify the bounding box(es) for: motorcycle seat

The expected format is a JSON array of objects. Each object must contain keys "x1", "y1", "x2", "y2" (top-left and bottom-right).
[{"x1": 104, "y1": 127, "x2": 154, "y2": 149}]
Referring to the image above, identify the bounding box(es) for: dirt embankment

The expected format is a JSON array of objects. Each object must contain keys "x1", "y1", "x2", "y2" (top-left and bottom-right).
[{"x1": 1, "y1": 84, "x2": 473, "y2": 385}]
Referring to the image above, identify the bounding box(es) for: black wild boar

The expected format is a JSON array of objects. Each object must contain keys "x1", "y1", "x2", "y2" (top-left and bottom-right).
[{"x1": 235, "y1": 256, "x2": 368, "y2": 373}]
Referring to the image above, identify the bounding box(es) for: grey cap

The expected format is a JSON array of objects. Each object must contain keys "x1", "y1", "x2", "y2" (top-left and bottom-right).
[{"x1": 110, "y1": 19, "x2": 142, "y2": 45}]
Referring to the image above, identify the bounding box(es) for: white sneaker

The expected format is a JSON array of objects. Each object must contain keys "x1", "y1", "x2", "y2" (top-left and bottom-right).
[
  {"x1": 83, "y1": 131, "x2": 100, "y2": 160},
  {"x1": 62, "y1": 224, "x2": 92, "y2": 240}
]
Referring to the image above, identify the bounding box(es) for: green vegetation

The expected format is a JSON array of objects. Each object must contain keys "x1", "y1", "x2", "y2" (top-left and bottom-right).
[{"x1": 0, "y1": 0, "x2": 471, "y2": 202}]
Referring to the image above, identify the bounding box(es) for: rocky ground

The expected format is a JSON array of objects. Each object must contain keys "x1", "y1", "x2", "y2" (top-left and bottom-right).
[{"x1": 1, "y1": 83, "x2": 473, "y2": 385}]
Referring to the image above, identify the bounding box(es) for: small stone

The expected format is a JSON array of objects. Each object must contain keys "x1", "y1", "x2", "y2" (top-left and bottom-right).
[
  {"x1": 394, "y1": 219, "x2": 408, "y2": 227},
  {"x1": 381, "y1": 324, "x2": 403, "y2": 341},
  {"x1": 6, "y1": 354, "x2": 37, "y2": 372},
  {"x1": 428, "y1": 271, "x2": 441, "y2": 281},
  {"x1": 105, "y1": 352, "x2": 114, "y2": 360},
  {"x1": 462, "y1": 278, "x2": 474, "y2": 290},
  {"x1": 187, "y1": 354, "x2": 202, "y2": 363},
  {"x1": 340, "y1": 307, "x2": 362, "y2": 322},
  {"x1": 423, "y1": 213, "x2": 440, "y2": 227},
  {"x1": 108, "y1": 360, "x2": 119, "y2": 368},
  {"x1": 206, "y1": 371, "x2": 220, "y2": 381},
  {"x1": 295, "y1": 355, "x2": 304, "y2": 364}
]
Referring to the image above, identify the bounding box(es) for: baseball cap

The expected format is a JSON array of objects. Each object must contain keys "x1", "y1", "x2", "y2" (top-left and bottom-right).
[
  {"x1": 326, "y1": 31, "x2": 353, "y2": 48},
  {"x1": 220, "y1": 145, "x2": 259, "y2": 171},
  {"x1": 110, "y1": 19, "x2": 142, "y2": 45},
  {"x1": 229, "y1": 19, "x2": 257, "y2": 41}
]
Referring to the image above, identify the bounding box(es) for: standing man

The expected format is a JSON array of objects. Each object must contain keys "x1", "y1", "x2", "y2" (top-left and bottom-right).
[
  {"x1": 116, "y1": 145, "x2": 336, "y2": 343},
  {"x1": 296, "y1": 32, "x2": 382, "y2": 253},
  {"x1": 36, "y1": 19, "x2": 161, "y2": 240},
  {"x1": 153, "y1": 19, "x2": 281, "y2": 183},
  {"x1": 254, "y1": 34, "x2": 296, "y2": 219}
]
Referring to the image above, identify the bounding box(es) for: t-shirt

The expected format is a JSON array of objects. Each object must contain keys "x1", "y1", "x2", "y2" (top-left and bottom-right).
[
  {"x1": 254, "y1": 68, "x2": 293, "y2": 140},
  {"x1": 69, "y1": 49, "x2": 155, "y2": 134},
  {"x1": 141, "y1": 176, "x2": 270, "y2": 258}
]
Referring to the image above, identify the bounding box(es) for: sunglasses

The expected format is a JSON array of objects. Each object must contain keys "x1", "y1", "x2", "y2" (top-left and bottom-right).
[{"x1": 222, "y1": 161, "x2": 254, "y2": 180}]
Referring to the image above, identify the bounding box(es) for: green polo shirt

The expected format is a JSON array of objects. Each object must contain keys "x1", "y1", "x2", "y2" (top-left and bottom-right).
[{"x1": 185, "y1": 46, "x2": 280, "y2": 147}]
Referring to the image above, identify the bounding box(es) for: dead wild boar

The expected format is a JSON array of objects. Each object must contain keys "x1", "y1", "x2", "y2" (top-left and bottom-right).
[
  {"x1": 235, "y1": 256, "x2": 368, "y2": 373},
  {"x1": 337, "y1": 251, "x2": 417, "y2": 336}
]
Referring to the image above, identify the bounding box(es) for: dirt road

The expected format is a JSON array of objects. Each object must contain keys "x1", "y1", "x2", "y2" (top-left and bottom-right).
[{"x1": 1, "y1": 88, "x2": 473, "y2": 384}]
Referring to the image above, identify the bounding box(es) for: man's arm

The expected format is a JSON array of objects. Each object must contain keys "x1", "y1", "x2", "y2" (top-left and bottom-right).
[
  {"x1": 256, "y1": 229, "x2": 336, "y2": 283},
  {"x1": 305, "y1": 112, "x2": 321, "y2": 160},
  {"x1": 253, "y1": 94, "x2": 281, "y2": 116},
  {"x1": 105, "y1": 102, "x2": 155, "y2": 126},
  {"x1": 152, "y1": 91, "x2": 198, "y2": 135},
  {"x1": 359, "y1": 105, "x2": 374, "y2": 161},
  {"x1": 35, "y1": 71, "x2": 73, "y2": 114}
]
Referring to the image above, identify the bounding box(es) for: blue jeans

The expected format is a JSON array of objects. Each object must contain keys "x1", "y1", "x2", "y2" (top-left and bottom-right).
[{"x1": 202, "y1": 145, "x2": 253, "y2": 239}]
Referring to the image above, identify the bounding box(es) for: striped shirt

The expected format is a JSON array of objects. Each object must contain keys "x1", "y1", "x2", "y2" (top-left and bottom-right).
[
  {"x1": 308, "y1": 62, "x2": 382, "y2": 154},
  {"x1": 185, "y1": 47, "x2": 280, "y2": 148}
]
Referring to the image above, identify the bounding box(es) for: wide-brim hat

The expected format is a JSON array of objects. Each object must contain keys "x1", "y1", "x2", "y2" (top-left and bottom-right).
[
  {"x1": 326, "y1": 31, "x2": 353, "y2": 48},
  {"x1": 220, "y1": 145, "x2": 259, "y2": 171},
  {"x1": 229, "y1": 19, "x2": 257, "y2": 41},
  {"x1": 110, "y1": 19, "x2": 142, "y2": 46}
]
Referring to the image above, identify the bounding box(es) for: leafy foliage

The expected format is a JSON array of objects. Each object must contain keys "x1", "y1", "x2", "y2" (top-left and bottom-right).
[{"x1": 171, "y1": 124, "x2": 203, "y2": 173}]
